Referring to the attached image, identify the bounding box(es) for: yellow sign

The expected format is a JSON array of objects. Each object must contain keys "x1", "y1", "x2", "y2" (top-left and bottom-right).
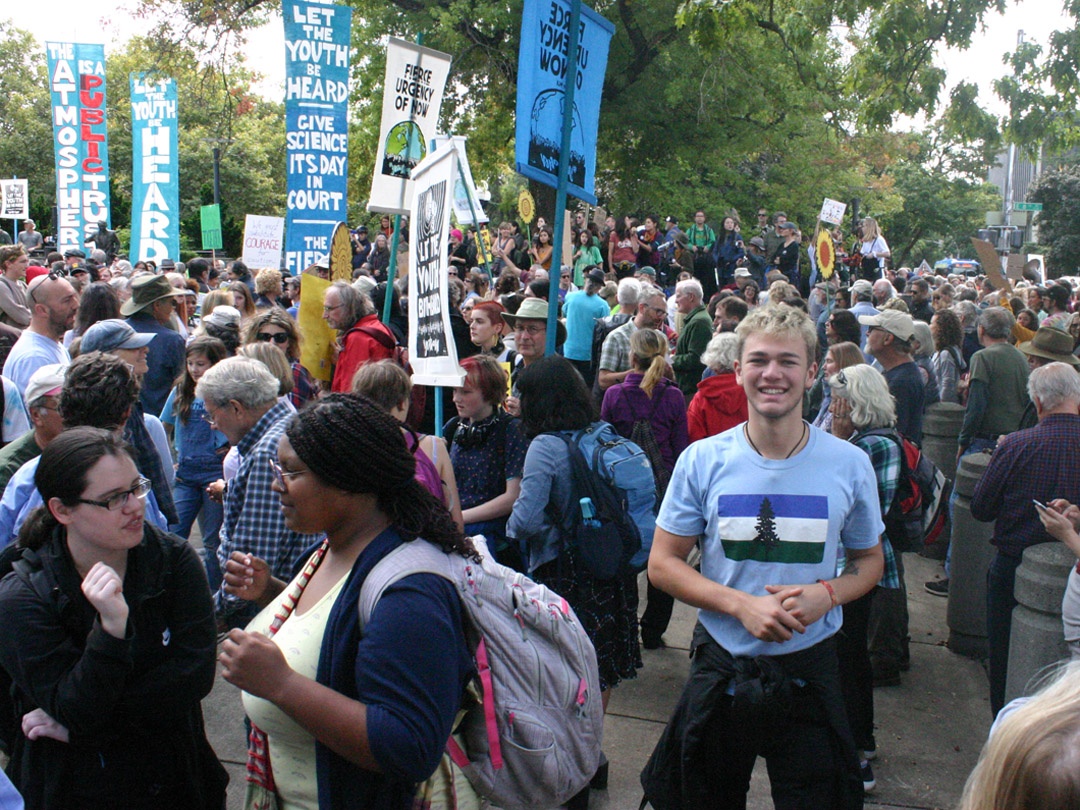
[
  {"x1": 298, "y1": 274, "x2": 336, "y2": 382},
  {"x1": 518, "y1": 189, "x2": 536, "y2": 224},
  {"x1": 329, "y1": 222, "x2": 353, "y2": 282},
  {"x1": 815, "y1": 228, "x2": 835, "y2": 279}
]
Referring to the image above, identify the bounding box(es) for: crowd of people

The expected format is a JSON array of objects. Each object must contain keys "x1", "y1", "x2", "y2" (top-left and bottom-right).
[{"x1": 0, "y1": 202, "x2": 1077, "y2": 810}]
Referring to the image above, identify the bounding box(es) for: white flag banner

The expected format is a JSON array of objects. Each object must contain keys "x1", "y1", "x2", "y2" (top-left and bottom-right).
[
  {"x1": 0, "y1": 179, "x2": 29, "y2": 219},
  {"x1": 368, "y1": 38, "x2": 452, "y2": 216},
  {"x1": 408, "y1": 141, "x2": 465, "y2": 387},
  {"x1": 241, "y1": 215, "x2": 286, "y2": 270},
  {"x1": 431, "y1": 134, "x2": 488, "y2": 226}
]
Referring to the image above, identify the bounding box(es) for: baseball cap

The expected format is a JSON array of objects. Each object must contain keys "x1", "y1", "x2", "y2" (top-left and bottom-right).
[
  {"x1": 638, "y1": 266, "x2": 656, "y2": 277},
  {"x1": 858, "y1": 310, "x2": 915, "y2": 342},
  {"x1": 851, "y1": 279, "x2": 873, "y2": 297},
  {"x1": 81, "y1": 319, "x2": 156, "y2": 354},
  {"x1": 24, "y1": 363, "x2": 67, "y2": 405},
  {"x1": 748, "y1": 236, "x2": 766, "y2": 249},
  {"x1": 203, "y1": 305, "x2": 241, "y2": 330}
]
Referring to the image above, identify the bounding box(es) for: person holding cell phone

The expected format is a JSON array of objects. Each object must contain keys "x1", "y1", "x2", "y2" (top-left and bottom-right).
[{"x1": 969, "y1": 362, "x2": 1080, "y2": 717}]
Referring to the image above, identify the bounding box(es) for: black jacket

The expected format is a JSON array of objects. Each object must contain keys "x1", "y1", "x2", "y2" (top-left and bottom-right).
[{"x1": 0, "y1": 523, "x2": 226, "y2": 809}]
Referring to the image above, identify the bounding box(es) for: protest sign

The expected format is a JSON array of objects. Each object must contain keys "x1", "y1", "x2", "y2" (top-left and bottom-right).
[
  {"x1": 971, "y1": 237, "x2": 1012, "y2": 293},
  {"x1": 45, "y1": 42, "x2": 111, "y2": 253},
  {"x1": 408, "y1": 141, "x2": 465, "y2": 387},
  {"x1": 0, "y1": 180, "x2": 28, "y2": 219},
  {"x1": 819, "y1": 198, "x2": 847, "y2": 227},
  {"x1": 368, "y1": 38, "x2": 452, "y2": 215},
  {"x1": 129, "y1": 74, "x2": 179, "y2": 262},
  {"x1": 514, "y1": 0, "x2": 613, "y2": 204},
  {"x1": 431, "y1": 135, "x2": 488, "y2": 226},
  {"x1": 201, "y1": 205, "x2": 223, "y2": 250},
  {"x1": 298, "y1": 273, "x2": 335, "y2": 381},
  {"x1": 328, "y1": 222, "x2": 353, "y2": 281},
  {"x1": 242, "y1": 215, "x2": 285, "y2": 269},
  {"x1": 283, "y1": 0, "x2": 352, "y2": 274}
]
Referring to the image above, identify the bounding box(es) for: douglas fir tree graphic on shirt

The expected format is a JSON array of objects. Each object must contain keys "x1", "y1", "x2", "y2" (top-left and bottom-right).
[{"x1": 717, "y1": 494, "x2": 828, "y2": 564}]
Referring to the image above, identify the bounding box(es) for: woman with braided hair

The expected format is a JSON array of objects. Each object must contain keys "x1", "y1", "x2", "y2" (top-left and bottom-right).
[{"x1": 219, "y1": 393, "x2": 480, "y2": 810}]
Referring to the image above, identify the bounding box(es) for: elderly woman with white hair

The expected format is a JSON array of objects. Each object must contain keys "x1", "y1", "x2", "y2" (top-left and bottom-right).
[
  {"x1": 685, "y1": 331, "x2": 747, "y2": 442},
  {"x1": 828, "y1": 363, "x2": 905, "y2": 788},
  {"x1": 910, "y1": 319, "x2": 940, "y2": 407}
]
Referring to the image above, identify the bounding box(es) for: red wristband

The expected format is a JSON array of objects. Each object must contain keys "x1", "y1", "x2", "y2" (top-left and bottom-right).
[{"x1": 818, "y1": 579, "x2": 839, "y2": 608}]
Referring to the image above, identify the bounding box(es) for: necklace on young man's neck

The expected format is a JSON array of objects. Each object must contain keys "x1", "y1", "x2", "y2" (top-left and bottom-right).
[{"x1": 744, "y1": 421, "x2": 808, "y2": 460}]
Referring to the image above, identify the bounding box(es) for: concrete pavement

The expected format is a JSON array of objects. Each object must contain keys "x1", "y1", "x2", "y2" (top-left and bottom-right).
[{"x1": 204, "y1": 551, "x2": 991, "y2": 809}]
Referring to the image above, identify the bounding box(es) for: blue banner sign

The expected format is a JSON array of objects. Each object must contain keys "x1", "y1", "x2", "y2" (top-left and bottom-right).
[
  {"x1": 514, "y1": 0, "x2": 613, "y2": 205},
  {"x1": 129, "y1": 74, "x2": 179, "y2": 262},
  {"x1": 45, "y1": 42, "x2": 111, "y2": 254},
  {"x1": 283, "y1": 0, "x2": 352, "y2": 274}
]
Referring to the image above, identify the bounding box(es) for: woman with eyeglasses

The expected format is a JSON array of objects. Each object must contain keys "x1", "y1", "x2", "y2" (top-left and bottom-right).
[
  {"x1": 243, "y1": 308, "x2": 317, "y2": 410},
  {"x1": 0, "y1": 427, "x2": 227, "y2": 809},
  {"x1": 219, "y1": 394, "x2": 481, "y2": 810}
]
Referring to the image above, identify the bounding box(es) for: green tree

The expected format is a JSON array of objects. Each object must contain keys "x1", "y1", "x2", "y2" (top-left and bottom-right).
[
  {"x1": 0, "y1": 20, "x2": 56, "y2": 226},
  {"x1": 133, "y1": 0, "x2": 1007, "y2": 230},
  {"x1": 1028, "y1": 166, "x2": 1080, "y2": 277},
  {"x1": 105, "y1": 38, "x2": 286, "y2": 257},
  {"x1": 754, "y1": 497, "x2": 780, "y2": 549}
]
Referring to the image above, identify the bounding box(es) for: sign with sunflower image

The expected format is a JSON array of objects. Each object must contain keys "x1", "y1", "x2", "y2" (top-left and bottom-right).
[{"x1": 815, "y1": 227, "x2": 836, "y2": 279}]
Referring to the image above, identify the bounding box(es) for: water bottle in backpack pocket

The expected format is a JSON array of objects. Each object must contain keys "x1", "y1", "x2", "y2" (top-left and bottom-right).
[{"x1": 551, "y1": 424, "x2": 657, "y2": 577}]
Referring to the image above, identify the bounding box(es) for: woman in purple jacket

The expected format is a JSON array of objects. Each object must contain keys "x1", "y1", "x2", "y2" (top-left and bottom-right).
[
  {"x1": 600, "y1": 328, "x2": 689, "y2": 476},
  {"x1": 600, "y1": 327, "x2": 688, "y2": 652}
]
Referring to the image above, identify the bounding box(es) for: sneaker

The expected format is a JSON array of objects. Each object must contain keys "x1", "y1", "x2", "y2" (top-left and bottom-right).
[
  {"x1": 924, "y1": 578, "x2": 949, "y2": 597},
  {"x1": 861, "y1": 760, "x2": 876, "y2": 793}
]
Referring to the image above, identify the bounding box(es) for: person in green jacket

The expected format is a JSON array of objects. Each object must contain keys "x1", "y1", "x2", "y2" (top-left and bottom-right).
[
  {"x1": 571, "y1": 227, "x2": 603, "y2": 287},
  {"x1": 672, "y1": 278, "x2": 714, "y2": 399}
]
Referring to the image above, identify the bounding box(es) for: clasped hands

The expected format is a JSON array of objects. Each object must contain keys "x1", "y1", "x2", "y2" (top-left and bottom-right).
[{"x1": 735, "y1": 582, "x2": 835, "y2": 643}]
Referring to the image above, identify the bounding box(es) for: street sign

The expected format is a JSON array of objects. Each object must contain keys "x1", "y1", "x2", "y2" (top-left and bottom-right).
[{"x1": 1014, "y1": 202, "x2": 1042, "y2": 212}]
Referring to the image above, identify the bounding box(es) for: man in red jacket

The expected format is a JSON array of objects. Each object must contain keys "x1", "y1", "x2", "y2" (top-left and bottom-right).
[{"x1": 323, "y1": 280, "x2": 395, "y2": 392}]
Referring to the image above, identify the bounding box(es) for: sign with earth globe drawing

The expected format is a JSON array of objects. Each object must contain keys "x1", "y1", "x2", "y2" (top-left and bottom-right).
[
  {"x1": 527, "y1": 90, "x2": 587, "y2": 189},
  {"x1": 514, "y1": 0, "x2": 613, "y2": 204}
]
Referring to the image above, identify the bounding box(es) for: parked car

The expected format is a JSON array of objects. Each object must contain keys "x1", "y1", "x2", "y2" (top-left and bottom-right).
[{"x1": 934, "y1": 258, "x2": 982, "y2": 277}]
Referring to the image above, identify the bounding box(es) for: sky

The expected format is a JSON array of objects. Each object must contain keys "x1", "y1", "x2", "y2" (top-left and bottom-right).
[{"x1": 6, "y1": 0, "x2": 1075, "y2": 118}]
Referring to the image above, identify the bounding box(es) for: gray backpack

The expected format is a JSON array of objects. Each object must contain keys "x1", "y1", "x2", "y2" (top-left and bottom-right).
[{"x1": 358, "y1": 539, "x2": 604, "y2": 810}]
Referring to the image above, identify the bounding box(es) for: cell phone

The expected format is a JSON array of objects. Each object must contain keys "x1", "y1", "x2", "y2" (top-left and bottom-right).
[{"x1": 1033, "y1": 499, "x2": 1049, "y2": 511}]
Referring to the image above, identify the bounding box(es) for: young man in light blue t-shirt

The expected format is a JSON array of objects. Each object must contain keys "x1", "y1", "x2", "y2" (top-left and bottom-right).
[{"x1": 643, "y1": 305, "x2": 884, "y2": 809}]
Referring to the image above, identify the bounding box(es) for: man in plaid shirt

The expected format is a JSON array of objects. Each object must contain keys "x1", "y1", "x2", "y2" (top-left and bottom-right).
[{"x1": 196, "y1": 356, "x2": 321, "y2": 628}]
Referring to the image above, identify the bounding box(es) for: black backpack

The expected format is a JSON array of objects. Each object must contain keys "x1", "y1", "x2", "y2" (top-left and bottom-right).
[
  {"x1": 548, "y1": 431, "x2": 643, "y2": 581},
  {"x1": 629, "y1": 396, "x2": 671, "y2": 509}
]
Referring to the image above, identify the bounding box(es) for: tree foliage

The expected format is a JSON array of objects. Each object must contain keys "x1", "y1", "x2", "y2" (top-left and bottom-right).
[
  {"x1": 1028, "y1": 165, "x2": 1080, "y2": 276},
  {"x1": 6, "y1": 0, "x2": 1015, "y2": 262},
  {"x1": 0, "y1": 20, "x2": 57, "y2": 225}
]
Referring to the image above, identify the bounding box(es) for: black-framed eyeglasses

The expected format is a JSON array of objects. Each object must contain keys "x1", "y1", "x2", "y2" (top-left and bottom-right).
[
  {"x1": 77, "y1": 478, "x2": 151, "y2": 510},
  {"x1": 269, "y1": 458, "x2": 304, "y2": 489},
  {"x1": 256, "y1": 332, "x2": 290, "y2": 345}
]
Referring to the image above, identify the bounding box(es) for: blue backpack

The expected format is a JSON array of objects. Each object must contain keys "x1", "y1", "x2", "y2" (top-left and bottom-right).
[{"x1": 552, "y1": 423, "x2": 657, "y2": 576}]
